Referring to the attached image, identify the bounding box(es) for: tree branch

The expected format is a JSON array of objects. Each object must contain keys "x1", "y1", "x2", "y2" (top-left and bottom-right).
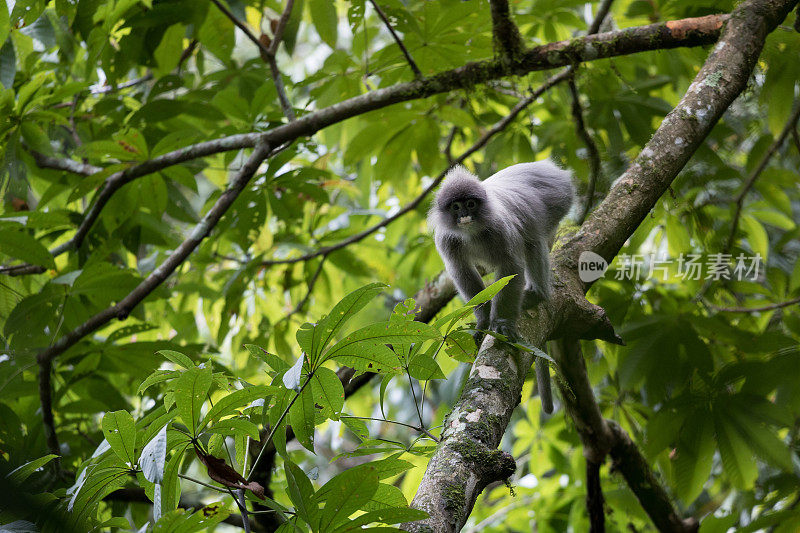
[
  {"x1": 28, "y1": 151, "x2": 102, "y2": 176},
  {"x1": 209, "y1": 0, "x2": 295, "y2": 121},
  {"x1": 4, "y1": 14, "x2": 729, "y2": 277},
  {"x1": 704, "y1": 296, "x2": 800, "y2": 313},
  {"x1": 587, "y1": 0, "x2": 616, "y2": 34},
  {"x1": 569, "y1": 77, "x2": 603, "y2": 225},
  {"x1": 261, "y1": 70, "x2": 571, "y2": 267},
  {"x1": 368, "y1": 0, "x2": 422, "y2": 77},
  {"x1": 210, "y1": 0, "x2": 272, "y2": 59},
  {"x1": 723, "y1": 100, "x2": 800, "y2": 253},
  {"x1": 403, "y1": 1, "x2": 797, "y2": 531},
  {"x1": 36, "y1": 141, "x2": 279, "y2": 455},
  {"x1": 489, "y1": 0, "x2": 524, "y2": 59}
]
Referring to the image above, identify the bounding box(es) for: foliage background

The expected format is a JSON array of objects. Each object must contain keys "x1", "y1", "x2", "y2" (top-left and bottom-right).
[{"x1": 1, "y1": 0, "x2": 799, "y2": 531}]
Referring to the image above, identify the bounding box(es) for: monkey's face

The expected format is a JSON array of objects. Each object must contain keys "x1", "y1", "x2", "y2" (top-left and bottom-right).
[{"x1": 447, "y1": 197, "x2": 484, "y2": 229}]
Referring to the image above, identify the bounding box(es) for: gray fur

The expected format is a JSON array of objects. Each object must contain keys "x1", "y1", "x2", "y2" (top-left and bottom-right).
[{"x1": 429, "y1": 161, "x2": 574, "y2": 414}]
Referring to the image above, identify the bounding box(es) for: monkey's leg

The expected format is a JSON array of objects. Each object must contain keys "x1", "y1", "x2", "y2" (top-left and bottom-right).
[
  {"x1": 489, "y1": 261, "x2": 525, "y2": 340},
  {"x1": 523, "y1": 236, "x2": 552, "y2": 306}
]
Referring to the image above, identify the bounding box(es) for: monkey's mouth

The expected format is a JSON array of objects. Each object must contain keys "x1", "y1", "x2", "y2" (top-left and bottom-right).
[{"x1": 457, "y1": 216, "x2": 473, "y2": 226}]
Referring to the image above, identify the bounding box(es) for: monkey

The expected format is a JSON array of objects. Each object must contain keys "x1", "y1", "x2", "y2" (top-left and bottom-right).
[{"x1": 428, "y1": 161, "x2": 574, "y2": 414}]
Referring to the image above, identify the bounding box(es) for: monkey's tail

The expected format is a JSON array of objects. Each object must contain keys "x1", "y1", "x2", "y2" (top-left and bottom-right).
[{"x1": 536, "y1": 357, "x2": 554, "y2": 414}]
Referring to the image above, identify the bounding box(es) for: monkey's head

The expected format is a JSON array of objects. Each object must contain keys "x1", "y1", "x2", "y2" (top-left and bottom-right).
[{"x1": 432, "y1": 166, "x2": 489, "y2": 232}]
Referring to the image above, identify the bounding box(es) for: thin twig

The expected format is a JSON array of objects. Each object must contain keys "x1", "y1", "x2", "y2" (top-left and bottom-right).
[
  {"x1": 574, "y1": 0, "x2": 612, "y2": 224},
  {"x1": 268, "y1": 0, "x2": 295, "y2": 56},
  {"x1": 282, "y1": 256, "x2": 327, "y2": 321},
  {"x1": 724, "y1": 101, "x2": 800, "y2": 253},
  {"x1": 341, "y1": 415, "x2": 440, "y2": 442},
  {"x1": 28, "y1": 151, "x2": 102, "y2": 176},
  {"x1": 570, "y1": 77, "x2": 603, "y2": 224},
  {"x1": 210, "y1": 0, "x2": 295, "y2": 121},
  {"x1": 791, "y1": 125, "x2": 800, "y2": 156},
  {"x1": 210, "y1": 0, "x2": 272, "y2": 59},
  {"x1": 368, "y1": 0, "x2": 422, "y2": 77},
  {"x1": 260, "y1": 70, "x2": 571, "y2": 267},
  {"x1": 246, "y1": 370, "x2": 314, "y2": 482},
  {"x1": 177, "y1": 473, "x2": 230, "y2": 493},
  {"x1": 443, "y1": 125, "x2": 458, "y2": 165},
  {"x1": 704, "y1": 296, "x2": 800, "y2": 313},
  {"x1": 587, "y1": 0, "x2": 615, "y2": 34}
]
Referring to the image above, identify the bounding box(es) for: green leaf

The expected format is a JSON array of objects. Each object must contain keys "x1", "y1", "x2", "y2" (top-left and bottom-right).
[
  {"x1": 0, "y1": 3, "x2": 9, "y2": 46},
  {"x1": 311, "y1": 367, "x2": 345, "y2": 420},
  {"x1": 672, "y1": 414, "x2": 714, "y2": 503},
  {"x1": 285, "y1": 461, "x2": 319, "y2": 530},
  {"x1": 245, "y1": 344, "x2": 291, "y2": 372},
  {"x1": 444, "y1": 330, "x2": 477, "y2": 363},
  {"x1": 0, "y1": 229, "x2": 55, "y2": 269},
  {"x1": 317, "y1": 465, "x2": 379, "y2": 530},
  {"x1": 7, "y1": 454, "x2": 58, "y2": 484},
  {"x1": 740, "y1": 215, "x2": 769, "y2": 261},
  {"x1": 309, "y1": 0, "x2": 338, "y2": 48},
  {"x1": 300, "y1": 283, "x2": 386, "y2": 364},
  {"x1": 0, "y1": 39, "x2": 16, "y2": 89},
  {"x1": 466, "y1": 276, "x2": 514, "y2": 307},
  {"x1": 138, "y1": 370, "x2": 180, "y2": 395},
  {"x1": 173, "y1": 366, "x2": 212, "y2": 435},
  {"x1": 324, "y1": 320, "x2": 440, "y2": 373},
  {"x1": 362, "y1": 483, "x2": 408, "y2": 511},
  {"x1": 158, "y1": 349, "x2": 195, "y2": 369},
  {"x1": 332, "y1": 506, "x2": 428, "y2": 532},
  {"x1": 407, "y1": 353, "x2": 445, "y2": 380},
  {"x1": 206, "y1": 417, "x2": 260, "y2": 440},
  {"x1": 289, "y1": 383, "x2": 316, "y2": 452},
  {"x1": 201, "y1": 385, "x2": 276, "y2": 428},
  {"x1": 341, "y1": 417, "x2": 369, "y2": 441},
  {"x1": 102, "y1": 410, "x2": 137, "y2": 467},
  {"x1": 715, "y1": 415, "x2": 758, "y2": 489}
]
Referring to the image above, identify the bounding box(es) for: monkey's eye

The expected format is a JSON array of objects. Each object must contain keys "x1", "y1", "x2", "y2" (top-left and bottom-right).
[
  {"x1": 466, "y1": 200, "x2": 476, "y2": 209},
  {"x1": 450, "y1": 202, "x2": 461, "y2": 213}
]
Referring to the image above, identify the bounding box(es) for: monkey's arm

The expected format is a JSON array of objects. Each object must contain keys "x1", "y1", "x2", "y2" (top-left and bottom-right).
[{"x1": 439, "y1": 239, "x2": 489, "y2": 333}]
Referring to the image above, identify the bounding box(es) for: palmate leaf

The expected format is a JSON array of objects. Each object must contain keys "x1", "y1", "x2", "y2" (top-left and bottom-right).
[
  {"x1": 323, "y1": 320, "x2": 441, "y2": 374},
  {"x1": 672, "y1": 413, "x2": 715, "y2": 503},
  {"x1": 315, "y1": 465, "x2": 379, "y2": 531},
  {"x1": 714, "y1": 414, "x2": 758, "y2": 489},
  {"x1": 297, "y1": 283, "x2": 387, "y2": 365}
]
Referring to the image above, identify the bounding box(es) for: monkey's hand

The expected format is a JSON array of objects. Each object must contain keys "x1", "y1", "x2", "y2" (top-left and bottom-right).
[{"x1": 490, "y1": 318, "x2": 519, "y2": 343}]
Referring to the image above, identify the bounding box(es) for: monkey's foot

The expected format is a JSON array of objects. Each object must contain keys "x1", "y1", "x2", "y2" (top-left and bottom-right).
[
  {"x1": 523, "y1": 288, "x2": 549, "y2": 308},
  {"x1": 490, "y1": 319, "x2": 519, "y2": 343}
]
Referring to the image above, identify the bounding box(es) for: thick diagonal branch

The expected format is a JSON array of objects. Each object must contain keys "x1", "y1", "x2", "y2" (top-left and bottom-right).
[{"x1": 404, "y1": 1, "x2": 797, "y2": 531}]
